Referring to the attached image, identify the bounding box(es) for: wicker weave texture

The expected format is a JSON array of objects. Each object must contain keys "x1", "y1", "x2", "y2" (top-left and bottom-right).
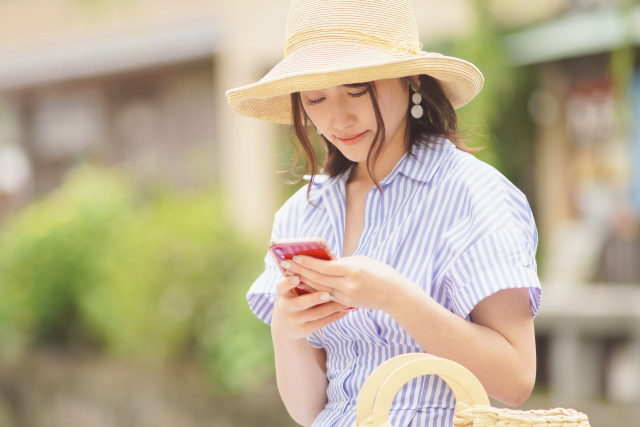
[
  {"x1": 453, "y1": 403, "x2": 591, "y2": 427},
  {"x1": 284, "y1": 0, "x2": 420, "y2": 57},
  {"x1": 225, "y1": 0, "x2": 484, "y2": 124},
  {"x1": 352, "y1": 355, "x2": 591, "y2": 427}
]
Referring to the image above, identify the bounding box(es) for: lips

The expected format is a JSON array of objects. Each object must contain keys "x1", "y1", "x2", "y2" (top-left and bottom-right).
[
  {"x1": 338, "y1": 131, "x2": 366, "y2": 140},
  {"x1": 337, "y1": 130, "x2": 367, "y2": 143}
]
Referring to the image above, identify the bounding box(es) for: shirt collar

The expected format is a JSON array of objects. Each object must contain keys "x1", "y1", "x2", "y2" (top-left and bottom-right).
[
  {"x1": 304, "y1": 137, "x2": 454, "y2": 205},
  {"x1": 394, "y1": 136, "x2": 454, "y2": 184}
]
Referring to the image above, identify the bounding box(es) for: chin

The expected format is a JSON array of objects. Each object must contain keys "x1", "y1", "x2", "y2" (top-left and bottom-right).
[
  {"x1": 337, "y1": 147, "x2": 369, "y2": 164},
  {"x1": 332, "y1": 140, "x2": 373, "y2": 163}
]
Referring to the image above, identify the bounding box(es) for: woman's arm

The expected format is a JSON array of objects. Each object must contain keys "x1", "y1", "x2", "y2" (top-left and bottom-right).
[
  {"x1": 271, "y1": 332, "x2": 328, "y2": 426},
  {"x1": 271, "y1": 276, "x2": 347, "y2": 426},
  {"x1": 384, "y1": 285, "x2": 535, "y2": 406}
]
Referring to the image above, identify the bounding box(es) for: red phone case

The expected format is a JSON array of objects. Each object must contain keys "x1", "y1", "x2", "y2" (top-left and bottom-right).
[{"x1": 269, "y1": 237, "x2": 357, "y2": 311}]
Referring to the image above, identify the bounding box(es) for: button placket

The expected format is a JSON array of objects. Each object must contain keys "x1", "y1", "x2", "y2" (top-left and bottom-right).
[{"x1": 338, "y1": 340, "x2": 357, "y2": 413}]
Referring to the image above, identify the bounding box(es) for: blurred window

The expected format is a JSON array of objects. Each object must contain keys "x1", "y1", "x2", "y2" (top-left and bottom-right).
[{"x1": 31, "y1": 89, "x2": 107, "y2": 161}]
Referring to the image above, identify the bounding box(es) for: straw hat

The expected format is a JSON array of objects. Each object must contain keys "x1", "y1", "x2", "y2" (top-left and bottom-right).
[{"x1": 225, "y1": 0, "x2": 484, "y2": 125}]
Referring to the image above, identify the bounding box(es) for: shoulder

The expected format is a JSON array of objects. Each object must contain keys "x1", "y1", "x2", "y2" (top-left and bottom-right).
[
  {"x1": 440, "y1": 149, "x2": 528, "y2": 206},
  {"x1": 438, "y1": 150, "x2": 535, "y2": 234},
  {"x1": 440, "y1": 148, "x2": 501, "y2": 186}
]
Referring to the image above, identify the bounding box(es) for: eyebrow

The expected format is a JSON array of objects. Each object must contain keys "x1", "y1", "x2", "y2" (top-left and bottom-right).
[{"x1": 343, "y1": 83, "x2": 368, "y2": 88}]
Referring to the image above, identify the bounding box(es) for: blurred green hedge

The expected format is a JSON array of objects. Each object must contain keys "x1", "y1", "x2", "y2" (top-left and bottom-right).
[{"x1": 0, "y1": 163, "x2": 274, "y2": 394}]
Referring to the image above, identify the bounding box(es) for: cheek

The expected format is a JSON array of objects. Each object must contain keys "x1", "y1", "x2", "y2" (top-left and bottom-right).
[
  {"x1": 303, "y1": 106, "x2": 321, "y2": 127},
  {"x1": 378, "y1": 93, "x2": 407, "y2": 134},
  {"x1": 357, "y1": 99, "x2": 378, "y2": 129}
]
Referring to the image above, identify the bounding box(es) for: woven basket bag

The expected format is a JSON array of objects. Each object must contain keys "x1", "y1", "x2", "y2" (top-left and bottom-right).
[{"x1": 353, "y1": 353, "x2": 590, "y2": 427}]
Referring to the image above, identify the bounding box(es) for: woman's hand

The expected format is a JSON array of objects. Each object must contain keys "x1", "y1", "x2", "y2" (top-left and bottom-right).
[
  {"x1": 271, "y1": 275, "x2": 349, "y2": 342},
  {"x1": 280, "y1": 255, "x2": 413, "y2": 311}
]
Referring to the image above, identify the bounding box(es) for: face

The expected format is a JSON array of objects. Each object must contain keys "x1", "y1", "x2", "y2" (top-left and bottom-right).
[{"x1": 300, "y1": 78, "x2": 410, "y2": 163}]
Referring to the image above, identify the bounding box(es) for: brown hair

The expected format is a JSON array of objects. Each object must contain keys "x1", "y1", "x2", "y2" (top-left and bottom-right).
[{"x1": 285, "y1": 74, "x2": 482, "y2": 208}]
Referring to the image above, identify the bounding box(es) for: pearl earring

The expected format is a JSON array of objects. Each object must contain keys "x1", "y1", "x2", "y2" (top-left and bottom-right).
[
  {"x1": 316, "y1": 127, "x2": 322, "y2": 135},
  {"x1": 410, "y1": 80, "x2": 423, "y2": 119}
]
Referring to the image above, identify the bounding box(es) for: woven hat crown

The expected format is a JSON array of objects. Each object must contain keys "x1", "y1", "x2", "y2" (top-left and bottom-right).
[
  {"x1": 284, "y1": 0, "x2": 423, "y2": 58},
  {"x1": 225, "y1": 0, "x2": 483, "y2": 124}
]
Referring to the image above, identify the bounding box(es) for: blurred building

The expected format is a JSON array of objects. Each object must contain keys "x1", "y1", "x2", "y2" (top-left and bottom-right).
[
  {"x1": 0, "y1": 0, "x2": 474, "y2": 236},
  {"x1": 502, "y1": 0, "x2": 640, "y2": 413}
]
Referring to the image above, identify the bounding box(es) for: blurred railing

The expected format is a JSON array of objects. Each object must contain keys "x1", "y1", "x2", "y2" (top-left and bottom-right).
[{"x1": 536, "y1": 283, "x2": 640, "y2": 407}]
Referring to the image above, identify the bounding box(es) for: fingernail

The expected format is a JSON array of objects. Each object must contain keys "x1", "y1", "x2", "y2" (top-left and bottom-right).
[
  {"x1": 320, "y1": 293, "x2": 331, "y2": 301},
  {"x1": 280, "y1": 261, "x2": 291, "y2": 269},
  {"x1": 292, "y1": 255, "x2": 303, "y2": 264},
  {"x1": 289, "y1": 275, "x2": 300, "y2": 285}
]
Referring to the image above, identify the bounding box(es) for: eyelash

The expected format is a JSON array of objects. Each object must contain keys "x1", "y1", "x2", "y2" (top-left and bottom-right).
[{"x1": 306, "y1": 88, "x2": 369, "y2": 106}]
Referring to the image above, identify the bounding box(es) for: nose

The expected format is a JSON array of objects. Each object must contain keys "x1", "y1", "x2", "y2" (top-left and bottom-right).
[{"x1": 330, "y1": 98, "x2": 356, "y2": 131}]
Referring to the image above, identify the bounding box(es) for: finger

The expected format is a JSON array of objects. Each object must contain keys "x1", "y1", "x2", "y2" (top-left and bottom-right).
[
  {"x1": 303, "y1": 310, "x2": 349, "y2": 335},
  {"x1": 296, "y1": 301, "x2": 349, "y2": 323},
  {"x1": 292, "y1": 276, "x2": 352, "y2": 309},
  {"x1": 285, "y1": 290, "x2": 333, "y2": 311},
  {"x1": 329, "y1": 287, "x2": 345, "y2": 304},
  {"x1": 295, "y1": 283, "x2": 317, "y2": 294},
  {"x1": 291, "y1": 255, "x2": 347, "y2": 276},
  {"x1": 276, "y1": 276, "x2": 304, "y2": 296},
  {"x1": 284, "y1": 290, "x2": 346, "y2": 313},
  {"x1": 297, "y1": 274, "x2": 332, "y2": 294},
  {"x1": 297, "y1": 266, "x2": 346, "y2": 288},
  {"x1": 296, "y1": 278, "x2": 349, "y2": 309},
  {"x1": 281, "y1": 260, "x2": 344, "y2": 291}
]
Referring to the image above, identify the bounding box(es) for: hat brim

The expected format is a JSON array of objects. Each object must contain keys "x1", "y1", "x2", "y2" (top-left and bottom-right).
[{"x1": 226, "y1": 43, "x2": 484, "y2": 125}]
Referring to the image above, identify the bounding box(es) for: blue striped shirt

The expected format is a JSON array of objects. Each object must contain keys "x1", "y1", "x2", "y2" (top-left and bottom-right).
[{"x1": 247, "y1": 137, "x2": 542, "y2": 427}]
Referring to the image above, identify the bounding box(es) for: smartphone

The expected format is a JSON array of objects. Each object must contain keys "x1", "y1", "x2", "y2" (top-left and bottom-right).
[
  {"x1": 269, "y1": 237, "x2": 357, "y2": 311},
  {"x1": 269, "y1": 237, "x2": 336, "y2": 296}
]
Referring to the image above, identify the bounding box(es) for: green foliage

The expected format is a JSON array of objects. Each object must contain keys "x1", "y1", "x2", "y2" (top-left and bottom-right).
[
  {"x1": 0, "y1": 164, "x2": 131, "y2": 358},
  {"x1": 0, "y1": 163, "x2": 273, "y2": 394},
  {"x1": 426, "y1": 0, "x2": 538, "y2": 205},
  {"x1": 432, "y1": 0, "x2": 518, "y2": 172},
  {"x1": 274, "y1": 124, "x2": 323, "y2": 205}
]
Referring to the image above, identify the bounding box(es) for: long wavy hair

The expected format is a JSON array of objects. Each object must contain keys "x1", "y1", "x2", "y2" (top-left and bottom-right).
[{"x1": 284, "y1": 74, "x2": 482, "y2": 208}]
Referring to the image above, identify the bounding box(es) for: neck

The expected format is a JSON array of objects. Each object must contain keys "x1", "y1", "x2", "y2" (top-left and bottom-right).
[{"x1": 348, "y1": 121, "x2": 408, "y2": 185}]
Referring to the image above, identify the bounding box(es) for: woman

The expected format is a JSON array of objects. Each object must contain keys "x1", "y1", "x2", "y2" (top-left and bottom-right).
[{"x1": 226, "y1": 1, "x2": 542, "y2": 427}]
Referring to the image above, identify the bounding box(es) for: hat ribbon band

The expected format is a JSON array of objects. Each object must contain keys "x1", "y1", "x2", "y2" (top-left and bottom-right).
[{"x1": 283, "y1": 28, "x2": 432, "y2": 58}]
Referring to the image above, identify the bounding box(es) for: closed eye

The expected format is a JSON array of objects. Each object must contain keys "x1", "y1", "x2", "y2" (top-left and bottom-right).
[
  {"x1": 350, "y1": 88, "x2": 369, "y2": 98},
  {"x1": 305, "y1": 88, "x2": 369, "y2": 106},
  {"x1": 306, "y1": 97, "x2": 325, "y2": 106}
]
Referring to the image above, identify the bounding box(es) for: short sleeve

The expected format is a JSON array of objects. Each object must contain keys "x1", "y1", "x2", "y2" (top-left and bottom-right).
[
  {"x1": 440, "y1": 166, "x2": 542, "y2": 320},
  {"x1": 246, "y1": 189, "x2": 304, "y2": 325},
  {"x1": 444, "y1": 226, "x2": 542, "y2": 319},
  {"x1": 306, "y1": 330, "x2": 324, "y2": 348},
  {"x1": 246, "y1": 251, "x2": 281, "y2": 325}
]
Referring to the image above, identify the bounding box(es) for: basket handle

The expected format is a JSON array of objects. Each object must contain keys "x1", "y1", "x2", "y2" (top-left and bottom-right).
[
  {"x1": 372, "y1": 357, "x2": 490, "y2": 426},
  {"x1": 356, "y1": 353, "x2": 436, "y2": 425}
]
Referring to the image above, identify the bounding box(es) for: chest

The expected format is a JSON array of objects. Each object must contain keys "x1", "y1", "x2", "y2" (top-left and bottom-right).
[
  {"x1": 298, "y1": 175, "x2": 446, "y2": 281},
  {"x1": 342, "y1": 181, "x2": 373, "y2": 257}
]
